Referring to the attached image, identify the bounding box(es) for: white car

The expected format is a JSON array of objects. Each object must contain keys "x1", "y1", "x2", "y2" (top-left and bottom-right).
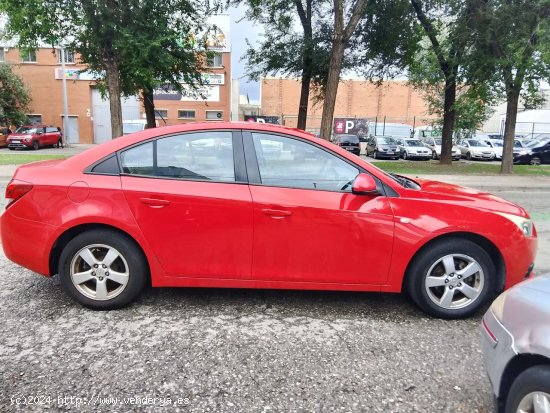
[
  {"x1": 479, "y1": 139, "x2": 503, "y2": 160},
  {"x1": 457, "y1": 139, "x2": 496, "y2": 161},
  {"x1": 422, "y1": 137, "x2": 462, "y2": 160},
  {"x1": 395, "y1": 138, "x2": 431, "y2": 160}
]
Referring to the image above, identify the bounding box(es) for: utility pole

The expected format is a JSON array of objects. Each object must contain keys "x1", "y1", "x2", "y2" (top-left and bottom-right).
[{"x1": 61, "y1": 46, "x2": 69, "y2": 146}]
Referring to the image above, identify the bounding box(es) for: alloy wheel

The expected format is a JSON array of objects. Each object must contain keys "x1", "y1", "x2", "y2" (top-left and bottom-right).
[
  {"x1": 70, "y1": 244, "x2": 130, "y2": 301},
  {"x1": 424, "y1": 254, "x2": 484, "y2": 310},
  {"x1": 530, "y1": 157, "x2": 542, "y2": 166},
  {"x1": 516, "y1": 391, "x2": 550, "y2": 413}
]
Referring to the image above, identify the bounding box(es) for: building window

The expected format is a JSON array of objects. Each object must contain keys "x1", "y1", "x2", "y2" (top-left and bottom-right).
[
  {"x1": 155, "y1": 109, "x2": 168, "y2": 119},
  {"x1": 0, "y1": 49, "x2": 5, "y2": 62},
  {"x1": 205, "y1": 110, "x2": 223, "y2": 121},
  {"x1": 178, "y1": 110, "x2": 195, "y2": 120},
  {"x1": 26, "y1": 114, "x2": 42, "y2": 124},
  {"x1": 21, "y1": 49, "x2": 37, "y2": 63},
  {"x1": 207, "y1": 53, "x2": 223, "y2": 68},
  {"x1": 57, "y1": 50, "x2": 75, "y2": 64}
]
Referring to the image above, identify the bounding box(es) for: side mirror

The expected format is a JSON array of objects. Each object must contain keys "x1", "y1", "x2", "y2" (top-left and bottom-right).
[{"x1": 352, "y1": 173, "x2": 379, "y2": 196}]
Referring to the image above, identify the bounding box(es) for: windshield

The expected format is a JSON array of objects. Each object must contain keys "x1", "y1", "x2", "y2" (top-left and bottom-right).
[
  {"x1": 15, "y1": 126, "x2": 39, "y2": 134},
  {"x1": 405, "y1": 140, "x2": 423, "y2": 147},
  {"x1": 527, "y1": 138, "x2": 550, "y2": 148},
  {"x1": 491, "y1": 141, "x2": 503, "y2": 147},
  {"x1": 376, "y1": 137, "x2": 397, "y2": 145},
  {"x1": 467, "y1": 140, "x2": 489, "y2": 147},
  {"x1": 123, "y1": 123, "x2": 145, "y2": 134}
]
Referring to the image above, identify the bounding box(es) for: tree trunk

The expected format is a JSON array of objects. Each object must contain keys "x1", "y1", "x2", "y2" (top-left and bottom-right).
[
  {"x1": 297, "y1": 58, "x2": 312, "y2": 131},
  {"x1": 105, "y1": 61, "x2": 123, "y2": 139},
  {"x1": 501, "y1": 84, "x2": 521, "y2": 174},
  {"x1": 319, "y1": 40, "x2": 346, "y2": 140},
  {"x1": 440, "y1": 76, "x2": 456, "y2": 165},
  {"x1": 142, "y1": 89, "x2": 156, "y2": 129},
  {"x1": 295, "y1": 0, "x2": 313, "y2": 131}
]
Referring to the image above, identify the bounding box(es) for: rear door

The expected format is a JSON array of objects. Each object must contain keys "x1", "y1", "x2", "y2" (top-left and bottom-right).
[{"x1": 120, "y1": 130, "x2": 254, "y2": 279}]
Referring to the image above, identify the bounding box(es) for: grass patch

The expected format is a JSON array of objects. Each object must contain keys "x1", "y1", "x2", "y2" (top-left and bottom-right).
[
  {"x1": 0, "y1": 154, "x2": 68, "y2": 165},
  {"x1": 373, "y1": 160, "x2": 550, "y2": 176}
]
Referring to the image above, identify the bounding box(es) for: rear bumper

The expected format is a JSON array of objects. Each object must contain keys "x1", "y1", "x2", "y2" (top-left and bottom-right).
[{"x1": 1, "y1": 209, "x2": 58, "y2": 276}]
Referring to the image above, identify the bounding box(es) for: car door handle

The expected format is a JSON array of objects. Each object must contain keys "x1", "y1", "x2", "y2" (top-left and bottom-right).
[
  {"x1": 262, "y1": 208, "x2": 292, "y2": 218},
  {"x1": 140, "y1": 197, "x2": 170, "y2": 208}
]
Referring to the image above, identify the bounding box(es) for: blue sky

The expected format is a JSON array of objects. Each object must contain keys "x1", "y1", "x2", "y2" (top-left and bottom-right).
[{"x1": 229, "y1": 5, "x2": 262, "y2": 103}]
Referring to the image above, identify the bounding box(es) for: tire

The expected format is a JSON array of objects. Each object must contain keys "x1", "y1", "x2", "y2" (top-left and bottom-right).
[
  {"x1": 466, "y1": 152, "x2": 472, "y2": 160},
  {"x1": 32, "y1": 140, "x2": 39, "y2": 150},
  {"x1": 504, "y1": 365, "x2": 550, "y2": 413},
  {"x1": 58, "y1": 229, "x2": 148, "y2": 310},
  {"x1": 432, "y1": 151, "x2": 437, "y2": 160},
  {"x1": 8, "y1": 147, "x2": 14, "y2": 151},
  {"x1": 529, "y1": 156, "x2": 542, "y2": 166},
  {"x1": 403, "y1": 151, "x2": 408, "y2": 160},
  {"x1": 406, "y1": 238, "x2": 495, "y2": 319},
  {"x1": 373, "y1": 150, "x2": 378, "y2": 159}
]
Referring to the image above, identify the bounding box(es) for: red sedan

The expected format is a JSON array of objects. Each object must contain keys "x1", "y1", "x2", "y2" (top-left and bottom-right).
[{"x1": 0, "y1": 123, "x2": 537, "y2": 318}]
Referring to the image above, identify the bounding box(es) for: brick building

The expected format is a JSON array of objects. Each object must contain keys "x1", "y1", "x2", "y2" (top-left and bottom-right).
[
  {"x1": 260, "y1": 77, "x2": 436, "y2": 132},
  {"x1": 0, "y1": 15, "x2": 231, "y2": 144}
]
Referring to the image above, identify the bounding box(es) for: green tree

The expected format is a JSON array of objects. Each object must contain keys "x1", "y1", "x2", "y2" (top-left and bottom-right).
[
  {"x1": 239, "y1": 0, "x2": 332, "y2": 130},
  {"x1": 408, "y1": 0, "x2": 477, "y2": 164},
  {"x1": 0, "y1": 63, "x2": 31, "y2": 126},
  {"x1": 0, "y1": 0, "x2": 211, "y2": 138},
  {"x1": 467, "y1": 0, "x2": 550, "y2": 173}
]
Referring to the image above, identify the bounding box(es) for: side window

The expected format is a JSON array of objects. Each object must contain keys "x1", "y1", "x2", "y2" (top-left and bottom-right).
[
  {"x1": 252, "y1": 133, "x2": 359, "y2": 192},
  {"x1": 156, "y1": 132, "x2": 235, "y2": 181},
  {"x1": 120, "y1": 132, "x2": 235, "y2": 182},
  {"x1": 46, "y1": 127, "x2": 58, "y2": 133},
  {"x1": 120, "y1": 141, "x2": 154, "y2": 175}
]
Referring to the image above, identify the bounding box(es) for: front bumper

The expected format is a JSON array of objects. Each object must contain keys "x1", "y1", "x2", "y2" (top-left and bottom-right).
[
  {"x1": 471, "y1": 153, "x2": 495, "y2": 160},
  {"x1": 8, "y1": 142, "x2": 32, "y2": 149}
]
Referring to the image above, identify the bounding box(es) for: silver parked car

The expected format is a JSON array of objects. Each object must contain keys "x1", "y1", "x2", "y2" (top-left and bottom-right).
[
  {"x1": 482, "y1": 274, "x2": 550, "y2": 413},
  {"x1": 421, "y1": 136, "x2": 462, "y2": 160},
  {"x1": 457, "y1": 139, "x2": 496, "y2": 160},
  {"x1": 395, "y1": 138, "x2": 431, "y2": 160}
]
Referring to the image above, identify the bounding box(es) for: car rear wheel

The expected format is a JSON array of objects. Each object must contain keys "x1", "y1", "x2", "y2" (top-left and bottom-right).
[
  {"x1": 432, "y1": 151, "x2": 437, "y2": 160},
  {"x1": 505, "y1": 366, "x2": 550, "y2": 413},
  {"x1": 406, "y1": 238, "x2": 495, "y2": 319},
  {"x1": 403, "y1": 151, "x2": 408, "y2": 160},
  {"x1": 59, "y1": 229, "x2": 147, "y2": 310},
  {"x1": 466, "y1": 152, "x2": 472, "y2": 160},
  {"x1": 373, "y1": 150, "x2": 378, "y2": 159},
  {"x1": 530, "y1": 156, "x2": 542, "y2": 166},
  {"x1": 32, "y1": 140, "x2": 39, "y2": 150}
]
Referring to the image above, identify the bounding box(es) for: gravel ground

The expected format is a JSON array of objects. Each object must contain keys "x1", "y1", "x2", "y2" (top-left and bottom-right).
[{"x1": 0, "y1": 249, "x2": 492, "y2": 413}]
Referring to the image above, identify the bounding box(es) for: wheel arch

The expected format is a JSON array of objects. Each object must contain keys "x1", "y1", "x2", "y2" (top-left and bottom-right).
[
  {"x1": 402, "y1": 231, "x2": 506, "y2": 294},
  {"x1": 49, "y1": 223, "x2": 151, "y2": 282},
  {"x1": 496, "y1": 354, "x2": 550, "y2": 412}
]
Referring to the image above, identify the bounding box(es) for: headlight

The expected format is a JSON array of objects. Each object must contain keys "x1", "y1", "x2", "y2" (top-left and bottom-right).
[
  {"x1": 24, "y1": 138, "x2": 31, "y2": 142},
  {"x1": 496, "y1": 212, "x2": 533, "y2": 236}
]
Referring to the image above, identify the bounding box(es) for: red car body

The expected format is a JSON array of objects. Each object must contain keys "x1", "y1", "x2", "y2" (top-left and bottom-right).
[
  {"x1": 7, "y1": 125, "x2": 62, "y2": 150},
  {"x1": 0, "y1": 122, "x2": 537, "y2": 316}
]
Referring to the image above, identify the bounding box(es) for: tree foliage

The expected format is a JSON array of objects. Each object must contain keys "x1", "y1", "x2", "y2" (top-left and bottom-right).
[
  {"x1": 466, "y1": 0, "x2": 550, "y2": 173},
  {"x1": 0, "y1": 63, "x2": 31, "y2": 126},
  {"x1": 0, "y1": 0, "x2": 213, "y2": 137}
]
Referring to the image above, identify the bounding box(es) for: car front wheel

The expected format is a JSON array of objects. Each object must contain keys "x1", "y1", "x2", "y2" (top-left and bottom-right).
[
  {"x1": 505, "y1": 366, "x2": 550, "y2": 413},
  {"x1": 406, "y1": 238, "x2": 495, "y2": 319},
  {"x1": 403, "y1": 151, "x2": 408, "y2": 160},
  {"x1": 33, "y1": 140, "x2": 39, "y2": 150},
  {"x1": 530, "y1": 156, "x2": 542, "y2": 166},
  {"x1": 59, "y1": 229, "x2": 148, "y2": 310}
]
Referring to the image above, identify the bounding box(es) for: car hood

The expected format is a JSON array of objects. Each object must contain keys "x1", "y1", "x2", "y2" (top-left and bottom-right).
[
  {"x1": 8, "y1": 133, "x2": 33, "y2": 139},
  {"x1": 413, "y1": 178, "x2": 529, "y2": 217}
]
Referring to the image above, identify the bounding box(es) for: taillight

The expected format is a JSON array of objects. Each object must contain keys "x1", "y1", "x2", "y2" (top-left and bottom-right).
[{"x1": 5, "y1": 179, "x2": 33, "y2": 208}]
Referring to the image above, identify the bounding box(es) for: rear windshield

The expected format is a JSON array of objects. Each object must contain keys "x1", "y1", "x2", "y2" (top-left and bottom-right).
[
  {"x1": 405, "y1": 140, "x2": 423, "y2": 146},
  {"x1": 338, "y1": 135, "x2": 359, "y2": 143}
]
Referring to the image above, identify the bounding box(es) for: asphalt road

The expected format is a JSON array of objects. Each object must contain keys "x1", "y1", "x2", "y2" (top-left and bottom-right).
[{"x1": 0, "y1": 162, "x2": 548, "y2": 412}]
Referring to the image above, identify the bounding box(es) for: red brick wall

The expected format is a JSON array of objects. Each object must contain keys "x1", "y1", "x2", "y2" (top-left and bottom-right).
[{"x1": 261, "y1": 77, "x2": 435, "y2": 131}]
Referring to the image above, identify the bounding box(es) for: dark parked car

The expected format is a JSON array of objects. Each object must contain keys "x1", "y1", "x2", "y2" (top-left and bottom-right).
[
  {"x1": 482, "y1": 274, "x2": 550, "y2": 413},
  {"x1": 366, "y1": 135, "x2": 399, "y2": 159},
  {"x1": 332, "y1": 134, "x2": 360, "y2": 155},
  {"x1": 513, "y1": 138, "x2": 550, "y2": 165},
  {"x1": 7, "y1": 125, "x2": 63, "y2": 150}
]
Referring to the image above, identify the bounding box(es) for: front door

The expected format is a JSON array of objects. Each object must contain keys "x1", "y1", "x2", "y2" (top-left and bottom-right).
[
  {"x1": 120, "y1": 130, "x2": 253, "y2": 279},
  {"x1": 245, "y1": 132, "x2": 395, "y2": 285}
]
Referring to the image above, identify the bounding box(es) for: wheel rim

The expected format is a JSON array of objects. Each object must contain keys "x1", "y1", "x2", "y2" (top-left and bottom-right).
[
  {"x1": 404, "y1": 152, "x2": 408, "y2": 159},
  {"x1": 70, "y1": 244, "x2": 130, "y2": 301},
  {"x1": 516, "y1": 391, "x2": 550, "y2": 413},
  {"x1": 432, "y1": 151, "x2": 437, "y2": 159},
  {"x1": 530, "y1": 157, "x2": 541, "y2": 166},
  {"x1": 424, "y1": 254, "x2": 484, "y2": 310}
]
